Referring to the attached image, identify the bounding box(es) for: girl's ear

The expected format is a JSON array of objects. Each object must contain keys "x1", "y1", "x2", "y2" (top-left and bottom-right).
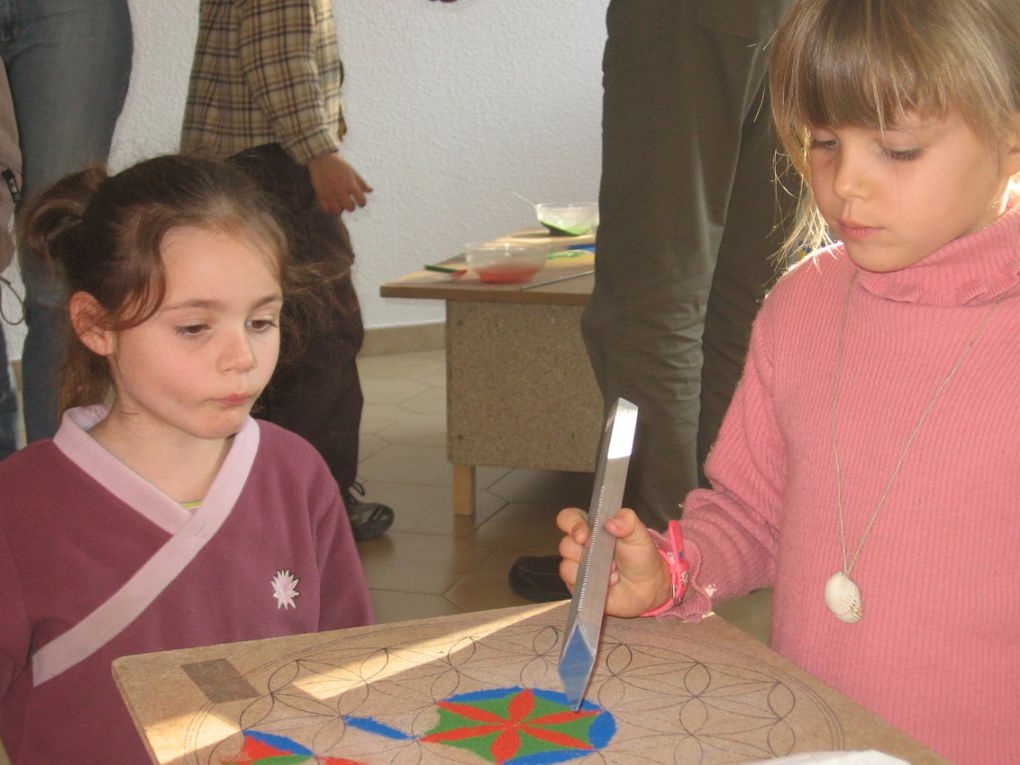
[
  {"x1": 1005, "y1": 111, "x2": 1020, "y2": 178},
  {"x1": 69, "y1": 291, "x2": 116, "y2": 357}
]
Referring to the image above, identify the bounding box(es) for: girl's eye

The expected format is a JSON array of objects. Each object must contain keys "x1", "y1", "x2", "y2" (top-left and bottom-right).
[
  {"x1": 880, "y1": 145, "x2": 922, "y2": 162},
  {"x1": 809, "y1": 137, "x2": 837, "y2": 152},
  {"x1": 247, "y1": 318, "x2": 279, "y2": 333},
  {"x1": 175, "y1": 324, "x2": 209, "y2": 337}
]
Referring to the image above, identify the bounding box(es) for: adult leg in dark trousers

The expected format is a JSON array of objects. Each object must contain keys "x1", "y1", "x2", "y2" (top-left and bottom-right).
[
  {"x1": 231, "y1": 144, "x2": 393, "y2": 541},
  {"x1": 509, "y1": 0, "x2": 794, "y2": 601}
]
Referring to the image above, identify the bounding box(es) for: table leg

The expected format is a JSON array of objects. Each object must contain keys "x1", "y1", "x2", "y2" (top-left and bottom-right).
[{"x1": 453, "y1": 463, "x2": 476, "y2": 516}]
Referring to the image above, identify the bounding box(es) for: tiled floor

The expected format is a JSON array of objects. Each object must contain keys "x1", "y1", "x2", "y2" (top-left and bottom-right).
[{"x1": 354, "y1": 347, "x2": 774, "y2": 644}]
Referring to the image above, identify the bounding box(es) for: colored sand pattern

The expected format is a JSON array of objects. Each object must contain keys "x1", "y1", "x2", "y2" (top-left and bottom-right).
[
  {"x1": 421, "y1": 687, "x2": 614, "y2": 764},
  {"x1": 221, "y1": 687, "x2": 615, "y2": 765}
]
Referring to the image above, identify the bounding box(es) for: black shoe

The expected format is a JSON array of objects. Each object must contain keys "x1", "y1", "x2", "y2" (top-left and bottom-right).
[
  {"x1": 341, "y1": 481, "x2": 395, "y2": 541},
  {"x1": 508, "y1": 554, "x2": 571, "y2": 602}
]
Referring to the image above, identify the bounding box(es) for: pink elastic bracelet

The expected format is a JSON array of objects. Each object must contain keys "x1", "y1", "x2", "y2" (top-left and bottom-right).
[{"x1": 641, "y1": 519, "x2": 689, "y2": 617}]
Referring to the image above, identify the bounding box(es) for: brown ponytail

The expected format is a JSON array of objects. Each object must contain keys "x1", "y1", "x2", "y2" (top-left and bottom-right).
[
  {"x1": 19, "y1": 165, "x2": 106, "y2": 282},
  {"x1": 18, "y1": 166, "x2": 111, "y2": 411}
]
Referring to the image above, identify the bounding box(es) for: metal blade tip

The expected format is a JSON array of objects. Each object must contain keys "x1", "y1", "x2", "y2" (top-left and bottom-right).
[{"x1": 559, "y1": 626, "x2": 596, "y2": 711}]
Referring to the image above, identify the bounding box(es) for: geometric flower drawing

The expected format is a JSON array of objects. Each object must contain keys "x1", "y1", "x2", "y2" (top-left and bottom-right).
[
  {"x1": 188, "y1": 612, "x2": 852, "y2": 765},
  {"x1": 222, "y1": 687, "x2": 614, "y2": 765}
]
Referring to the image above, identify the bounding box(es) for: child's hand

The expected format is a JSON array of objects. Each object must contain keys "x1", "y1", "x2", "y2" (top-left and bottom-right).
[{"x1": 556, "y1": 507, "x2": 673, "y2": 618}]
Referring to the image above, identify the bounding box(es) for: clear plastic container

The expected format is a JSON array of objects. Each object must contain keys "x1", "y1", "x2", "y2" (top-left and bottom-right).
[{"x1": 465, "y1": 242, "x2": 548, "y2": 284}]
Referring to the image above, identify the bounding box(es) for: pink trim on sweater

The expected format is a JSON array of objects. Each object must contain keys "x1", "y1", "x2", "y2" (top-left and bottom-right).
[
  {"x1": 54, "y1": 406, "x2": 190, "y2": 534},
  {"x1": 33, "y1": 411, "x2": 260, "y2": 686}
]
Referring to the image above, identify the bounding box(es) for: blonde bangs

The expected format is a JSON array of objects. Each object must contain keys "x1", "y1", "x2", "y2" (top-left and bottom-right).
[
  {"x1": 768, "y1": 0, "x2": 1020, "y2": 258},
  {"x1": 773, "y1": 2, "x2": 955, "y2": 162}
]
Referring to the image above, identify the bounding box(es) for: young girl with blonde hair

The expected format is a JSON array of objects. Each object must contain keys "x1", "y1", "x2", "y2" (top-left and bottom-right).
[
  {"x1": 557, "y1": 0, "x2": 1020, "y2": 761},
  {"x1": 0, "y1": 155, "x2": 373, "y2": 763}
]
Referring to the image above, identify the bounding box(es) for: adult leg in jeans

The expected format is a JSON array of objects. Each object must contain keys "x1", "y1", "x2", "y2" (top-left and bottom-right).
[{"x1": 1, "y1": 0, "x2": 132, "y2": 441}]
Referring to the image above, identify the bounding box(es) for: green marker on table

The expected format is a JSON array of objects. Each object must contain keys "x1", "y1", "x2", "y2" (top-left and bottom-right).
[{"x1": 424, "y1": 264, "x2": 467, "y2": 279}]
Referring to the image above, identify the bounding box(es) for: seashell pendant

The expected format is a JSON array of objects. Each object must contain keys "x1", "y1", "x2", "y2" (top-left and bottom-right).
[{"x1": 824, "y1": 572, "x2": 863, "y2": 623}]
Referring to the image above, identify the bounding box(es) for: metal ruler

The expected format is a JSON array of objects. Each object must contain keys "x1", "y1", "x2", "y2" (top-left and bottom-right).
[{"x1": 558, "y1": 397, "x2": 638, "y2": 710}]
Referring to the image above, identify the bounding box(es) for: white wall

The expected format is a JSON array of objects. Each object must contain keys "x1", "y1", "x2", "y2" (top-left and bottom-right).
[
  {"x1": 326, "y1": 0, "x2": 608, "y2": 329},
  {"x1": 4, "y1": 0, "x2": 608, "y2": 356}
]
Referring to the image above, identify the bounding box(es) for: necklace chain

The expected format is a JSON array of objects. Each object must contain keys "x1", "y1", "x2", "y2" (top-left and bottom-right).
[{"x1": 831, "y1": 271, "x2": 1004, "y2": 577}]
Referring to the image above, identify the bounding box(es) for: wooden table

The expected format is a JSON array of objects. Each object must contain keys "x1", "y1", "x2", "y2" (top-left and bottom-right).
[
  {"x1": 113, "y1": 602, "x2": 946, "y2": 764},
  {"x1": 380, "y1": 230, "x2": 603, "y2": 515}
]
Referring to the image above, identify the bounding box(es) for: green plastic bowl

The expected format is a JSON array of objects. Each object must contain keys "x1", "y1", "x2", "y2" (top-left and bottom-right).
[{"x1": 535, "y1": 202, "x2": 599, "y2": 236}]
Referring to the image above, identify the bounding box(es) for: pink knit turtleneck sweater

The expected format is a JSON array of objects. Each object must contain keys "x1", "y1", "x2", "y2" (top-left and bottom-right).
[{"x1": 667, "y1": 199, "x2": 1020, "y2": 764}]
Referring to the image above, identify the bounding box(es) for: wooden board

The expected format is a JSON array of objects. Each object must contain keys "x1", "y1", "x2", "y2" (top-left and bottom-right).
[{"x1": 113, "y1": 603, "x2": 946, "y2": 765}]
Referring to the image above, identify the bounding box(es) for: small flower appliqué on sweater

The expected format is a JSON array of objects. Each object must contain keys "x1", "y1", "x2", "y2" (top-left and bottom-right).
[{"x1": 271, "y1": 570, "x2": 300, "y2": 609}]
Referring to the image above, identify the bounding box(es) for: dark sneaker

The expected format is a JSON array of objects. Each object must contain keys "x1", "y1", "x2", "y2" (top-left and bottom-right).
[
  {"x1": 341, "y1": 480, "x2": 395, "y2": 541},
  {"x1": 508, "y1": 554, "x2": 570, "y2": 602}
]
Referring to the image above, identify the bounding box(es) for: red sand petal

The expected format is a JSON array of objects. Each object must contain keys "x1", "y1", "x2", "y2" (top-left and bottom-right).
[
  {"x1": 521, "y1": 726, "x2": 594, "y2": 750},
  {"x1": 228, "y1": 736, "x2": 288, "y2": 761},
  {"x1": 491, "y1": 728, "x2": 522, "y2": 763},
  {"x1": 507, "y1": 689, "x2": 536, "y2": 723},
  {"x1": 528, "y1": 710, "x2": 598, "y2": 726}
]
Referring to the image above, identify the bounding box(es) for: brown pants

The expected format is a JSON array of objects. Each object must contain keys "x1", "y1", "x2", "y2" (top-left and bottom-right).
[{"x1": 231, "y1": 143, "x2": 364, "y2": 491}]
